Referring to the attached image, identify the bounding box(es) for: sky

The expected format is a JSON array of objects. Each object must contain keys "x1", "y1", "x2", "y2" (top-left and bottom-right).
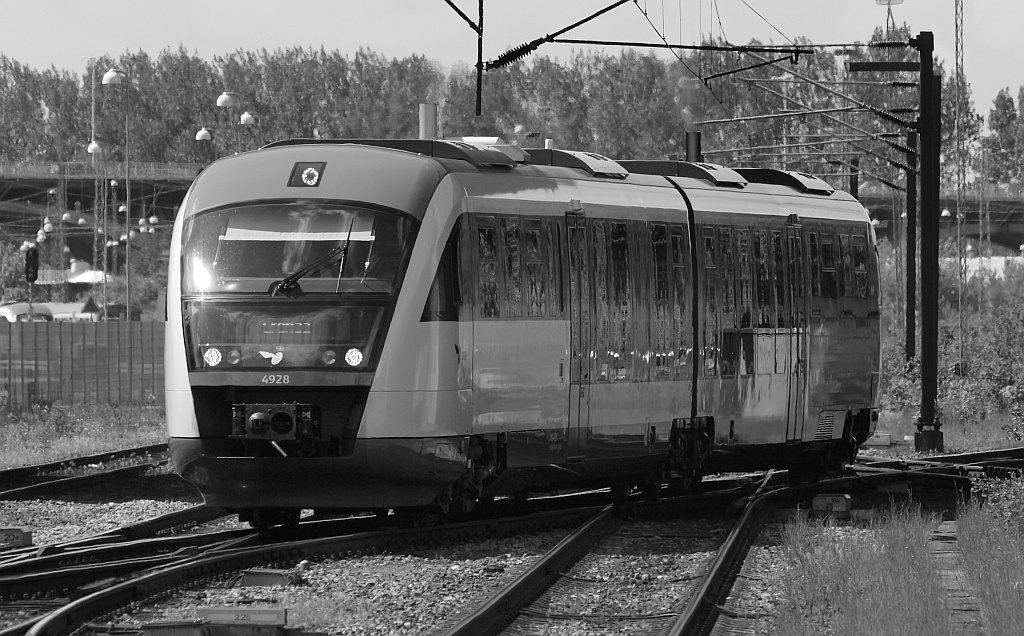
[{"x1": 0, "y1": 0, "x2": 1018, "y2": 120}]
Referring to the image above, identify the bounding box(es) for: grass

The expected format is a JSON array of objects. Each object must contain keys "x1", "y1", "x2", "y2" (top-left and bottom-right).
[
  {"x1": 0, "y1": 403, "x2": 166, "y2": 469},
  {"x1": 956, "y1": 480, "x2": 1024, "y2": 635},
  {"x1": 872, "y1": 409, "x2": 1020, "y2": 456},
  {"x1": 771, "y1": 505, "x2": 953, "y2": 636}
]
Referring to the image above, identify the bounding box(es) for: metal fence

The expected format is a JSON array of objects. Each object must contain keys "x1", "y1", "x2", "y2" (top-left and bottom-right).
[{"x1": 0, "y1": 322, "x2": 164, "y2": 409}]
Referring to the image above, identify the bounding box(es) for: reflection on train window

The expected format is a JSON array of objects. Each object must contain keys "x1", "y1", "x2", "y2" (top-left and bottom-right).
[
  {"x1": 671, "y1": 225, "x2": 692, "y2": 379},
  {"x1": 702, "y1": 228, "x2": 718, "y2": 377},
  {"x1": 546, "y1": 221, "x2": 561, "y2": 316},
  {"x1": 503, "y1": 217, "x2": 523, "y2": 317},
  {"x1": 476, "y1": 216, "x2": 500, "y2": 318},
  {"x1": 717, "y1": 228, "x2": 735, "y2": 328},
  {"x1": 421, "y1": 219, "x2": 463, "y2": 321},
  {"x1": 772, "y1": 231, "x2": 787, "y2": 328},
  {"x1": 523, "y1": 219, "x2": 548, "y2": 317},
  {"x1": 181, "y1": 202, "x2": 415, "y2": 295},
  {"x1": 736, "y1": 229, "x2": 753, "y2": 328},
  {"x1": 651, "y1": 223, "x2": 672, "y2": 380},
  {"x1": 852, "y1": 235, "x2": 868, "y2": 298},
  {"x1": 808, "y1": 232, "x2": 822, "y2": 298},
  {"x1": 820, "y1": 234, "x2": 837, "y2": 300},
  {"x1": 609, "y1": 222, "x2": 632, "y2": 381},
  {"x1": 839, "y1": 234, "x2": 853, "y2": 297},
  {"x1": 592, "y1": 221, "x2": 611, "y2": 382},
  {"x1": 754, "y1": 230, "x2": 773, "y2": 327}
]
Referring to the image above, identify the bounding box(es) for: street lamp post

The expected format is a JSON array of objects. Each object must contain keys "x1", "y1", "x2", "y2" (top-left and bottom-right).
[
  {"x1": 216, "y1": 91, "x2": 255, "y2": 153},
  {"x1": 103, "y1": 68, "x2": 132, "y2": 321}
]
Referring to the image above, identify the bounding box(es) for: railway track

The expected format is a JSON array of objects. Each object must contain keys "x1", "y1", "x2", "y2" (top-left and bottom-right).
[
  {"x1": 0, "y1": 445, "x2": 168, "y2": 500},
  {"x1": 0, "y1": 460, "x2": 1001, "y2": 636}
]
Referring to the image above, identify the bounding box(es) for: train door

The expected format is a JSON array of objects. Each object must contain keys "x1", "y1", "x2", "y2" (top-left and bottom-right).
[
  {"x1": 785, "y1": 220, "x2": 809, "y2": 441},
  {"x1": 565, "y1": 207, "x2": 591, "y2": 460}
]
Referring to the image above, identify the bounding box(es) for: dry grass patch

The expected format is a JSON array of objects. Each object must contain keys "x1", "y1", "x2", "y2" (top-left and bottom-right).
[
  {"x1": 772, "y1": 506, "x2": 952, "y2": 636},
  {"x1": 0, "y1": 403, "x2": 165, "y2": 469}
]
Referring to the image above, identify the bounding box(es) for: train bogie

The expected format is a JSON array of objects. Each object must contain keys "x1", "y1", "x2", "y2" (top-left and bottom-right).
[{"x1": 166, "y1": 139, "x2": 879, "y2": 523}]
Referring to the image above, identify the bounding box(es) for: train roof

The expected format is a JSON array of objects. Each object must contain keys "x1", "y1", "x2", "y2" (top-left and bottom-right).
[{"x1": 181, "y1": 138, "x2": 865, "y2": 223}]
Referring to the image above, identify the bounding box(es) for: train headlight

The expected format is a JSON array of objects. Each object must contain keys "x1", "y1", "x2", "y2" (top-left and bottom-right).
[
  {"x1": 321, "y1": 350, "x2": 337, "y2": 365},
  {"x1": 344, "y1": 348, "x2": 363, "y2": 366},
  {"x1": 203, "y1": 347, "x2": 222, "y2": 367},
  {"x1": 227, "y1": 349, "x2": 241, "y2": 365}
]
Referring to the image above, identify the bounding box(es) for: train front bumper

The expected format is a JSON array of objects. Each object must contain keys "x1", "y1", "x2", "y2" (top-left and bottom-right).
[{"x1": 169, "y1": 437, "x2": 468, "y2": 510}]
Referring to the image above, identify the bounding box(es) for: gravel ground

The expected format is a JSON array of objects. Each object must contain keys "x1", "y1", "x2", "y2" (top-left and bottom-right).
[
  {"x1": 127, "y1": 530, "x2": 569, "y2": 635},
  {"x1": 109, "y1": 515, "x2": 739, "y2": 636},
  {"x1": 0, "y1": 465, "x2": 202, "y2": 545}
]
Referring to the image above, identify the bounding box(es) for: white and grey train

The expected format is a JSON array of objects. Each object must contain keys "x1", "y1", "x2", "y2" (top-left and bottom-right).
[{"x1": 165, "y1": 138, "x2": 880, "y2": 526}]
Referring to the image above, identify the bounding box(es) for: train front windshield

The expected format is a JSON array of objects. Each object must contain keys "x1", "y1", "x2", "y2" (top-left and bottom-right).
[{"x1": 180, "y1": 202, "x2": 416, "y2": 371}]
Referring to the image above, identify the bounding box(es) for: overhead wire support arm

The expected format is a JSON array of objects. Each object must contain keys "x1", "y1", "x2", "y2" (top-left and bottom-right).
[{"x1": 442, "y1": 0, "x2": 484, "y2": 115}]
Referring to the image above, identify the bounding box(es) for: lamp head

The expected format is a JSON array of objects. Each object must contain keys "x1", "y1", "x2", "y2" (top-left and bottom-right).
[
  {"x1": 195, "y1": 127, "x2": 212, "y2": 142},
  {"x1": 102, "y1": 68, "x2": 124, "y2": 85},
  {"x1": 217, "y1": 91, "x2": 240, "y2": 109},
  {"x1": 87, "y1": 140, "x2": 101, "y2": 154},
  {"x1": 239, "y1": 111, "x2": 255, "y2": 126}
]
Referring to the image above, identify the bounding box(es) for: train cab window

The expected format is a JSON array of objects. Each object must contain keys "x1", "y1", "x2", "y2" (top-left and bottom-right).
[
  {"x1": 853, "y1": 235, "x2": 869, "y2": 298},
  {"x1": 475, "y1": 216, "x2": 501, "y2": 318},
  {"x1": 838, "y1": 234, "x2": 853, "y2": 297},
  {"x1": 181, "y1": 202, "x2": 415, "y2": 295},
  {"x1": 503, "y1": 217, "x2": 523, "y2": 317},
  {"x1": 808, "y1": 232, "x2": 822, "y2": 298},
  {"x1": 702, "y1": 228, "x2": 719, "y2": 377},
  {"x1": 609, "y1": 221, "x2": 633, "y2": 381},
  {"x1": 592, "y1": 221, "x2": 612, "y2": 382},
  {"x1": 421, "y1": 221, "x2": 463, "y2": 321},
  {"x1": 820, "y1": 234, "x2": 838, "y2": 299},
  {"x1": 754, "y1": 230, "x2": 773, "y2": 328},
  {"x1": 671, "y1": 225, "x2": 692, "y2": 379},
  {"x1": 523, "y1": 219, "x2": 548, "y2": 317},
  {"x1": 651, "y1": 223, "x2": 672, "y2": 380}
]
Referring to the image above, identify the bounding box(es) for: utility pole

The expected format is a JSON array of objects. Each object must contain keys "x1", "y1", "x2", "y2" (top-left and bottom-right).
[{"x1": 913, "y1": 31, "x2": 943, "y2": 452}]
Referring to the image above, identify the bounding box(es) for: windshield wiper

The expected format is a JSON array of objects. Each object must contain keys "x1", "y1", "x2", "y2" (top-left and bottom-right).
[{"x1": 268, "y1": 246, "x2": 347, "y2": 298}]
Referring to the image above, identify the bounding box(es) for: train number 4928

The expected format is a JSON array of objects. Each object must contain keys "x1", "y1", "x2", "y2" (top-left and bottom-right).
[{"x1": 261, "y1": 374, "x2": 290, "y2": 384}]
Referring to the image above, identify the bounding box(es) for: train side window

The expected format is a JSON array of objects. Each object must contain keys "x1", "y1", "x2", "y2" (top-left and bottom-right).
[
  {"x1": 736, "y1": 229, "x2": 754, "y2": 328},
  {"x1": 671, "y1": 225, "x2": 692, "y2": 379},
  {"x1": 421, "y1": 220, "x2": 463, "y2": 322},
  {"x1": 852, "y1": 235, "x2": 868, "y2": 298},
  {"x1": 772, "y1": 230, "x2": 788, "y2": 328},
  {"x1": 651, "y1": 223, "x2": 672, "y2": 380},
  {"x1": 546, "y1": 220, "x2": 562, "y2": 317},
  {"x1": 821, "y1": 233, "x2": 837, "y2": 299},
  {"x1": 503, "y1": 217, "x2": 523, "y2": 317},
  {"x1": 609, "y1": 221, "x2": 633, "y2": 381},
  {"x1": 717, "y1": 228, "x2": 736, "y2": 328},
  {"x1": 523, "y1": 219, "x2": 548, "y2": 317},
  {"x1": 838, "y1": 234, "x2": 853, "y2": 297},
  {"x1": 754, "y1": 230, "x2": 773, "y2": 328},
  {"x1": 592, "y1": 221, "x2": 611, "y2": 382},
  {"x1": 702, "y1": 227, "x2": 719, "y2": 377},
  {"x1": 475, "y1": 215, "x2": 501, "y2": 318},
  {"x1": 808, "y1": 232, "x2": 822, "y2": 298}
]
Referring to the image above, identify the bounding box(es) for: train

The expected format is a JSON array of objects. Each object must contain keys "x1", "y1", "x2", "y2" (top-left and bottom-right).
[{"x1": 165, "y1": 138, "x2": 880, "y2": 527}]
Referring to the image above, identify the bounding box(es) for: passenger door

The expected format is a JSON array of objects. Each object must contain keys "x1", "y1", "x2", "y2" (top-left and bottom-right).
[{"x1": 565, "y1": 207, "x2": 591, "y2": 460}]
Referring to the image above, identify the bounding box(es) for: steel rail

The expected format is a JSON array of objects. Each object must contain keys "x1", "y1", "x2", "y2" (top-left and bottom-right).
[
  {"x1": 667, "y1": 468, "x2": 972, "y2": 635},
  {"x1": 0, "y1": 445, "x2": 167, "y2": 484},
  {"x1": 0, "y1": 461, "x2": 167, "y2": 500},
  {"x1": 24, "y1": 507, "x2": 601, "y2": 636}
]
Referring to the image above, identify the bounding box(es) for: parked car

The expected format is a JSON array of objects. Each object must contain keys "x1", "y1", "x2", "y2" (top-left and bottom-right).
[{"x1": 0, "y1": 303, "x2": 54, "y2": 322}]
